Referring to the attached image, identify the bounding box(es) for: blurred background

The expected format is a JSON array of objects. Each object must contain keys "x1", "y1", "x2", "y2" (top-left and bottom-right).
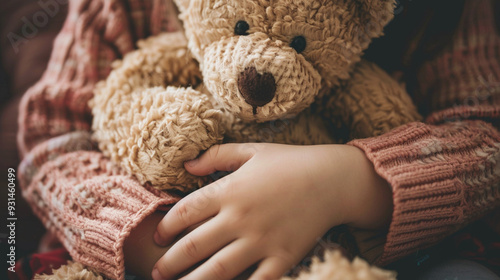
[{"x1": 1, "y1": 0, "x2": 67, "y2": 261}]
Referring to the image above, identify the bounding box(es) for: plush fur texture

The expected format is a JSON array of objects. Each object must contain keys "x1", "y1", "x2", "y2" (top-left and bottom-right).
[
  {"x1": 37, "y1": 250, "x2": 397, "y2": 280},
  {"x1": 34, "y1": 261, "x2": 105, "y2": 280},
  {"x1": 91, "y1": 0, "x2": 420, "y2": 192},
  {"x1": 283, "y1": 250, "x2": 397, "y2": 280}
]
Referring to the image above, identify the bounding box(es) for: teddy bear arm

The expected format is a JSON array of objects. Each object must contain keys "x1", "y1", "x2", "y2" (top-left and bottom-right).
[
  {"x1": 104, "y1": 32, "x2": 202, "y2": 92},
  {"x1": 136, "y1": 32, "x2": 203, "y2": 88},
  {"x1": 92, "y1": 86, "x2": 224, "y2": 192},
  {"x1": 322, "y1": 60, "x2": 422, "y2": 140},
  {"x1": 223, "y1": 109, "x2": 338, "y2": 145}
]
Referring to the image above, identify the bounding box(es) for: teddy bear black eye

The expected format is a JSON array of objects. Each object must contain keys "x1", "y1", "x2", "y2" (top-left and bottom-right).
[
  {"x1": 290, "y1": 36, "x2": 306, "y2": 53},
  {"x1": 234, "y1": 21, "x2": 250, "y2": 36}
]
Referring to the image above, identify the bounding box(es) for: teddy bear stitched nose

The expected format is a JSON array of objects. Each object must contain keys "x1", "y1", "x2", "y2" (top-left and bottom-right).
[{"x1": 238, "y1": 67, "x2": 276, "y2": 108}]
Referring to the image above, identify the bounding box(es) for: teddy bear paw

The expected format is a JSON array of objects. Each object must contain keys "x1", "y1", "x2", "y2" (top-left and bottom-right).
[{"x1": 95, "y1": 86, "x2": 224, "y2": 192}]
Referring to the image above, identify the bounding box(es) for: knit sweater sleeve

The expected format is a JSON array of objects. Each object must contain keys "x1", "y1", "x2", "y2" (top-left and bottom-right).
[
  {"x1": 18, "y1": 134, "x2": 178, "y2": 279},
  {"x1": 16, "y1": 1, "x2": 182, "y2": 279},
  {"x1": 17, "y1": 0, "x2": 181, "y2": 155},
  {"x1": 349, "y1": 107, "x2": 500, "y2": 265},
  {"x1": 348, "y1": 0, "x2": 500, "y2": 266}
]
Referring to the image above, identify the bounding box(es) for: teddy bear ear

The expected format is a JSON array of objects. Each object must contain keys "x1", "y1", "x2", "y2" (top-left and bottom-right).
[
  {"x1": 173, "y1": 0, "x2": 190, "y2": 13},
  {"x1": 353, "y1": 0, "x2": 395, "y2": 48}
]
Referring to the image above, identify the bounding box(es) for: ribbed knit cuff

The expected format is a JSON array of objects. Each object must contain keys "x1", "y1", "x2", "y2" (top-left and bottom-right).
[
  {"x1": 349, "y1": 120, "x2": 500, "y2": 265},
  {"x1": 21, "y1": 151, "x2": 179, "y2": 280}
]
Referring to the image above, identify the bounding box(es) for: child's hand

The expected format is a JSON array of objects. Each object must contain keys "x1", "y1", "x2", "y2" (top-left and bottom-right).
[{"x1": 152, "y1": 143, "x2": 393, "y2": 280}]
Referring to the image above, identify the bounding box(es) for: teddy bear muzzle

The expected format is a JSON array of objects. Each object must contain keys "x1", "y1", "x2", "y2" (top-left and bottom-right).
[{"x1": 238, "y1": 67, "x2": 277, "y2": 112}]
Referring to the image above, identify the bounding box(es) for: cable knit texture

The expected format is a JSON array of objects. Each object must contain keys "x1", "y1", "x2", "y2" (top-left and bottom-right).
[
  {"x1": 349, "y1": 0, "x2": 500, "y2": 265},
  {"x1": 23, "y1": 151, "x2": 178, "y2": 279}
]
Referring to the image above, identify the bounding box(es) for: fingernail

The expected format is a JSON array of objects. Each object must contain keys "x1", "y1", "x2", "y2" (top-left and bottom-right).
[
  {"x1": 185, "y1": 158, "x2": 198, "y2": 167},
  {"x1": 153, "y1": 232, "x2": 164, "y2": 246},
  {"x1": 152, "y1": 267, "x2": 164, "y2": 280}
]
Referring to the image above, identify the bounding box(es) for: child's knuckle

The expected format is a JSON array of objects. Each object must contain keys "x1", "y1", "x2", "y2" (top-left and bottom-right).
[
  {"x1": 207, "y1": 144, "x2": 222, "y2": 161},
  {"x1": 157, "y1": 260, "x2": 173, "y2": 277},
  {"x1": 174, "y1": 201, "x2": 192, "y2": 225},
  {"x1": 210, "y1": 259, "x2": 229, "y2": 278},
  {"x1": 181, "y1": 237, "x2": 199, "y2": 259}
]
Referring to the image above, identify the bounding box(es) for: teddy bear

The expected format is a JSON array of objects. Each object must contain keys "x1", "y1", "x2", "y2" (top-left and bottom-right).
[
  {"x1": 81, "y1": 0, "x2": 422, "y2": 278},
  {"x1": 90, "y1": 0, "x2": 421, "y2": 194}
]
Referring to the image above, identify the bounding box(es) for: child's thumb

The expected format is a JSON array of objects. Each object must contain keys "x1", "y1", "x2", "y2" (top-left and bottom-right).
[{"x1": 184, "y1": 144, "x2": 254, "y2": 176}]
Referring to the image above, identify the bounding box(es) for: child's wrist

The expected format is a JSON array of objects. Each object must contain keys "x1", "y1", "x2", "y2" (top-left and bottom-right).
[{"x1": 342, "y1": 145, "x2": 393, "y2": 229}]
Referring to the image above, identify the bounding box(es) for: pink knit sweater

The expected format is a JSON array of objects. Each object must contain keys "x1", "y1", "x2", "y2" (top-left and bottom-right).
[{"x1": 17, "y1": 0, "x2": 500, "y2": 279}]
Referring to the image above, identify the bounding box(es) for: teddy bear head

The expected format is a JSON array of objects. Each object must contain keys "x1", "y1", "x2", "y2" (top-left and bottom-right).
[{"x1": 174, "y1": 0, "x2": 394, "y2": 122}]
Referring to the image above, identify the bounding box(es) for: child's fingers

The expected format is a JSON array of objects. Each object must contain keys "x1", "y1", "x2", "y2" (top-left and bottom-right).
[
  {"x1": 179, "y1": 238, "x2": 262, "y2": 280},
  {"x1": 153, "y1": 215, "x2": 234, "y2": 280},
  {"x1": 154, "y1": 187, "x2": 222, "y2": 246},
  {"x1": 184, "y1": 144, "x2": 256, "y2": 176},
  {"x1": 248, "y1": 256, "x2": 291, "y2": 280}
]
